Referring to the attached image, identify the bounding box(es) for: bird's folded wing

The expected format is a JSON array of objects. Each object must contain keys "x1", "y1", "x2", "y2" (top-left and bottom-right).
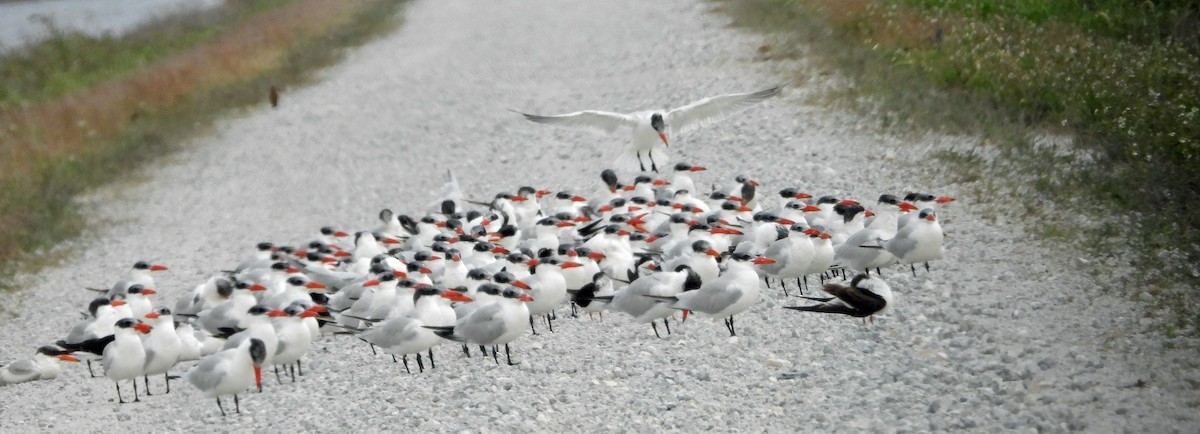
[
  {"x1": 823, "y1": 282, "x2": 886, "y2": 312},
  {"x1": 514, "y1": 110, "x2": 636, "y2": 134},
  {"x1": 666, "y1": 85, "x2": 785, "y2": 135},
  {"x1": 3, "y1": 359, "x2": 36, "y2": 378}
]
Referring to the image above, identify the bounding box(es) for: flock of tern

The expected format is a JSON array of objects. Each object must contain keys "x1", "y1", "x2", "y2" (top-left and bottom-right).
[{"x1": 1, "y1": 86, "x2": 953, "y2": 418}]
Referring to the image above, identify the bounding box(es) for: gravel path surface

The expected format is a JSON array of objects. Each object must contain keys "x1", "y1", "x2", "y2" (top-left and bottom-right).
[{"x1": 3, "y1": 0, "x2": 1198, "y2": 432}]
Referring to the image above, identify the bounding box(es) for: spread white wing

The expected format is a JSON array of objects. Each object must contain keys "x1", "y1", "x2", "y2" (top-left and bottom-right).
[
  {"x1": 514, "y1": 110, "x2": 637, "y2": 134},
  {"x1": 666, "y1": 85, "x2": 785, "y2": 135}
]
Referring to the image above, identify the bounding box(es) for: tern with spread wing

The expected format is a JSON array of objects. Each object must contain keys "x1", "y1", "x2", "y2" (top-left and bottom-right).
[{"x1": 515, "y1": 85, "x2": 785, "y2": 173}]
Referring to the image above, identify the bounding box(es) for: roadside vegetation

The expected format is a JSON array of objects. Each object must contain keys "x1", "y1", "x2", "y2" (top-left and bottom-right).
[
  {"x1": 719, "y1": 0, "x2": 1200, "y2": 334},
  {"x1": 0, "y1": 0, "x2": 409, "y2": 288}
]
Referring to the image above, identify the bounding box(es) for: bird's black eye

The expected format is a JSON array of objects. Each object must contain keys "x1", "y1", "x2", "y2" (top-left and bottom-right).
[
  {"x1": 674, "y1": 162, "x2": 690, "y2": 171},
  {"x1": 116, "y1": 318, "x2": 136, "y2": 328},
  {"x1": 248, "y1": 305, "x2": 270, "y2": 315},
  {"x1": 321, "y1": 226, "x2": 334, "y2": 235},
  {"x1": 635, "y1": 175, "x2": 652, "y2": 184},
  {"x1": 736, "y1": 174, "x2": 749, "y2": 183},
  {"x1": 779, "y1": 188, "x2": 797, "y2": 198},
  {"x1": 721, "y1": 201, "x2": 738, "y2": 210},
  {"x1": 557, "y1": 192, "x2": 571, "y2": 200},
  {"x1": 671, "y1": 214, "x2": 687, "y2": 223},
  {"x1": 134, "y1": 261, "x2": 150, "y2": 270},
  {"x1": 421, "y1": 216, "x2": 437, "y2": 224},
  {"x1": 656, "y1": 199, "x2": 671, "y2": 206},
  {"x1": 288, "y1": 277, "x2": 305, "y2": 285},
  {"x1": 819, "y1": 196, "x2": 838, "y2": 205},
  {"x1": 257, "y1": 242, "x2": 273, "y2": 250}
]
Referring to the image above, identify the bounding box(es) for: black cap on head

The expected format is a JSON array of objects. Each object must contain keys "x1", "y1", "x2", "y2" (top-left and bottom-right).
[
  {"x1": 133, "y1": 261, "x2": 151, "y2": 270},
  {"x1": 247, "y1": 305, "x2": 270, "y2": 316},
  {"x1": 115, "y1": 318, "x2": 138, "y2": 329}
]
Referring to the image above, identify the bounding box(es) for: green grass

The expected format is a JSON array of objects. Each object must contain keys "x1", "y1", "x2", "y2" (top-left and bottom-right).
[
  {"x1": 719, "y1": 0, "x2": 1200, "y2": 333},
  {"x1": 0, "y1": 0, "x2": 410, "y2": 288}
]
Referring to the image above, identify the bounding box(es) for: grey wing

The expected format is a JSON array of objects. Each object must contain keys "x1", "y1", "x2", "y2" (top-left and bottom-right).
[
  {"x1": 186, "y1": 355, "x2": 229, "y2": 392},
  {"x1": 883, "y1": 232, "x2": 918, "y2": 261},
  {"x1": 143, "y1": 347, "x2": 158, "y2": 369},
  {"x1": 666, "y1": 84, "x2": 785, "y2": 135},
  {"x1": 274, "y1": 340, "x2": 288, "y2": 357},
  {"x1": 513, "y1": 110, "x2": 636, "y2": 134},
  {"x1": 760, "y1": 240, "x2": 789, "y2": 274},
  {"x1": 3, "y1": 359, "x2": 38, "y2": 380},
  {"x1": 683, "y1": 285, "x2": 742, "y2": 315},
  {"x1": 823, "y1": 283, "x2": 885, "y2": 313},
  {"x1": 456, "y1": 306, "x2": 505, "y2": 344}
]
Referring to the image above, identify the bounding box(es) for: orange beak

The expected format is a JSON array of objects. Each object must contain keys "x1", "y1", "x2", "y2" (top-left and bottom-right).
[
  {"x1": 441, "y1": 291, "x2": 474, "y2": 302},
  {"x1": 560, "y1": 262, "x2": 583, "y2": 269},
  {"x1": 134, "y1": 323, "x2": 153, "y2": 334},
  {"x1": 706, "y1": 249, "x2": 721, "y2": 257},
  {"x1": 111, "y1": 300, "x2": 126, "y2": 307},
  {"x1": 658, "y1": 132, "x2": 669, "y2": 147},
  {"x1": 140, "y1": 288, "x2": 156, "y2": 296},
  {"x1": 802, "y1": 205, "x2": 822, "y2": 212},
  {"x1": 363, "y1": 279, "x2": 380, "y2": 287},
  {"x1": 753, "y1": 257, "x2": 777, "y2": 265},
  {"x1": 59, "y1": 354, "x2": 79, "y2": 362},
  {"x1": 690, "y1": 166, "x2": 706, "y2": 172},
  {"x1": 334, "y1": 231, "x2": 350, "y2": 237},
  {"x1": 936, "y1": 196, "x2": 956, "y2": 204},
  {"x1": 268, "y1": 310, "x2": 287, "y2": 318},
  {"x1": 300, "y1": 310, "x2": 317, "y2": 318},
  {"x1": 899, "y1": 202, "x2": 919, "y2": 212},
  {"x1": 518, "y1": 293, "x2": 535, "y2": 302},
  {"x1": 150, "y1": 265, "x2": 168, "y2": 272},
  {"x1": 145, "y1": 312, "x2": 160, "y2": 319},
  {"x1": 513, "y1": 281, "x2": 531, "y2": 290},
  {"x1": 305, "y1": 281, "x2": 327, "y2": 289}
]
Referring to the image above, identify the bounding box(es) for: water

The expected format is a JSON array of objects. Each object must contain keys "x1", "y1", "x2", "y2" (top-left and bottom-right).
[{"x1": 0, "y1": 0, "x2": 224, "y2": 53}]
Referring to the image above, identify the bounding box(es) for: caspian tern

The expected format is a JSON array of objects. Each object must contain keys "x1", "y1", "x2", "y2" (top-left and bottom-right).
[
  {"x1": 0, "y1": 347, "x2": 78, "y2": 386},
  {"x1": 105, "y1": 261, "x2": 167, "y2": 298},
  {"x1": 879, "y1": 208, "x2": 945, "y2": 275},
  {"x1": 425, "y1": 285, "x2": 532, "y2": 366},
  {"x1": 784, "y1": 274, "x2": 893, "y2": 325},
  {"x1": 270, "y1": 305, "x2": 315, "y2": 382},
  {"x1": 605, "y1": 265, "x2": 702, "y2": 338},
  {"x1": 515, "y1": 85, "x2": 784, "y2": 173},
  {"x1": 139, "y1": 307, "x2": 182, "y2": 394},
  {"x1": 358, "y1": 286, "x2": 472, "y2": 373},
  {"x1": 647, "y1": 253, "x2": 773, "y2": 336},
  {"x1": 185, "y1": 337, "x2": 267, "y2": 416},
  {"x1": 58, "y1": 297, "x2": 123, "y2": 377},
  {"x1": 103, "y1": 318, "x2": 152, "y2": 403}
]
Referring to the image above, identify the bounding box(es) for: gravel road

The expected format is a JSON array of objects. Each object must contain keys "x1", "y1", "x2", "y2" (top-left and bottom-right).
[{"x1": 2, "y1": 0, "x2": 1198, "y2": 432}]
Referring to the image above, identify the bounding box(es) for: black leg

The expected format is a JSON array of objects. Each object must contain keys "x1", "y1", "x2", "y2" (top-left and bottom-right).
[
  {"x1": 416, "y1": 353, "x2": 425, "y2": 373},
  {"x1": 764, "y1": 276, "x2": 771, "y2": 288},
  {"x1": 529, "y1": 315, "x2": 538, "y2": 335},
  {"x1": 216, "y1": 396, "x2": 226, "y2": 417},
  {"x1": 297, "y1": 360, "x2": 303, "y2": 376},
  {"x1": 165, "y1": 373, "x2": 171, "y2": 394},
  {"x1": 664, "y1": 318, "x2": 672, "y2": 335},
  {"x1": 799, "y1": 277, "x2": 806, "y2": 295},
  {"x1": 925, "y1": 262, "x2": 931, "y2": 273},
  {"x1": 461, "y1": 344, "x2": 470, "y2": 358},
  {"x1": 911, "y1": 264, "x2": 917, "y2": 277},
  {"x1": 492, "y1": 346, "x2": 500, "y2": 365},
  {"x1": 274, "y1": 365, "x2": 282, "y2": 383},
  {"x1": 728, "y1": 316, "x2": 737, "y2": 337},
  {"x1": 648, "y1": 150, "x2": 658, "y2": 173},
  {"x1": 547, "y1": 314, "x2": 554, "y2": 333},
  {"x1": 115, "y1": 382, "x2": 126, "y2": 404},
  {"x1": 637, "y1": 151, "x2": 646, "y2": 172},
  {"x1": 369, "y1": 343, "x2": 377, "y2": 355},
  {"x1": 132, "y1": 379, "x2": 140, "y2": 402},
  {"x1": 876, "y1": 267, "x2": 882, "y2": 275},
  {"x1": 392, "y1": 354, "x2": 398, "y2": 363},
  {"x1": 234, "y1": 394, "x2": 241, "y2": 414},
  {"x1": 87, "y1": 360, "x2": 96, "y2": 378},
  {"x1": 429, "y1": 349, "x2": 435, "y2": 369},
  {"x1": 652, "y1": 321, "x2": 661, "y2": 338},
  {"x1": 144, "y1": 375, "x2": 153, "y2": 396},
  {"x1": 402, "y1": 355, "x2": 411, "y2": 374},
  {"x1": 781, "y1": 278, "x2": 790, "y2": 297},
  {"x1": 288, "y1": 364, "x2": 296, "y2": 382},
  {"x1": 505, "y1": 343, "x2": 516, "y2": 366}
]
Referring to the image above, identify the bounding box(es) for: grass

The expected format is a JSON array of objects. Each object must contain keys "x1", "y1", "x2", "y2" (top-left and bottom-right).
[
  {"x1": 0, "y1": 0, "x2": 410, "y2": 288},
  {"x1": 719, "y1": 0, "x2": 1200, "y2": 334}
]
